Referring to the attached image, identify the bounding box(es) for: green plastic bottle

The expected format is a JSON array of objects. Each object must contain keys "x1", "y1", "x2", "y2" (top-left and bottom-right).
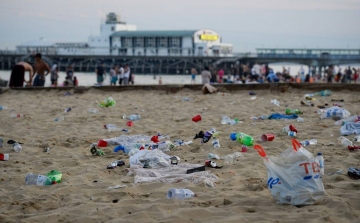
[
  {"x1": 285, "y1": 108, "x2": 303, "y2": 115},
  {"x1": 46, "y1": 170, "x2": 62, "y2": 183},
  {"x1": 230, "y1": 132, "x2": 254, "y2": 146}
]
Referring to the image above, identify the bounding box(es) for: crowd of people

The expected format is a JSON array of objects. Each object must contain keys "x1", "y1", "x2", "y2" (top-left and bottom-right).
[
  {"x1": 195, "y1": 63, "x2": 360, "y2": 85},
  {"x1": 7, "y1": 55, "x2": 359, "y2": 87}
]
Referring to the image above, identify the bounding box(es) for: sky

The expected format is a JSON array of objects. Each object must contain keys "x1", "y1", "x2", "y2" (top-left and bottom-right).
[{"x1": 0, "y1": 0, "x2": 359, "y2": 52}]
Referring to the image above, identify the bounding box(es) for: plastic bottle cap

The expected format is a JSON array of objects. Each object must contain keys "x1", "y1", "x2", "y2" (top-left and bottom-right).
[
  {"x1": 229, "y1": 133, "x2": 237, "y2": 141},
  {"x1": 317, "y1": 152, "x2": 322, "y2": 156}
]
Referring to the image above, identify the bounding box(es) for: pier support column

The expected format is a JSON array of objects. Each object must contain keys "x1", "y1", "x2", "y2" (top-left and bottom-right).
[{"x1": 159, "y1": 60, "x2": 162, "y2": 74}]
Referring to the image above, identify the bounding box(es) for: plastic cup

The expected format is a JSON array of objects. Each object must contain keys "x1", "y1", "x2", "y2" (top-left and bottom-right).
[
  {"x1": 126, "y1": 121, "x2": 134, "y2": 127},
  {"x1": 97, "y1": 139, "x2": 108, "y2": 147},
  {"x1": 192, "y1": 115, "x2": 202, "y2": 122},
  {"x1": 261, "y1": 134, "x2": 275, "y2": 142},
  {"x1": 241, "y1": 145, "x2": 248, "y2": 152},
  {"x1": 151, "y1": 135, "x2": 160, "y2": 143}
]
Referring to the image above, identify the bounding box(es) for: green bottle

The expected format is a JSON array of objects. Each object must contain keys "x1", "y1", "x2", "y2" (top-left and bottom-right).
[
  {"x1": 285, "y1": 108, "x2": 303, "y2": 115},
  {"x1": 46, "y1": 170, "x2": 62, "y2": 183},
  {"x1": 230, "y1": 132, "x2": 254, "y2": 146}
]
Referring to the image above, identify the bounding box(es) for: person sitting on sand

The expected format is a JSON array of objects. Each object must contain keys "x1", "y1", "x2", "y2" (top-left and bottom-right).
[{"x1": 9, "y1": 61, "x2": 33, "y2": 87}]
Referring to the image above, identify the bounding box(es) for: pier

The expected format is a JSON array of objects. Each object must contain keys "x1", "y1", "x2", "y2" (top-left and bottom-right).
[{"x1": 0, "y1": 48, "x2": 359, "y2": 74}]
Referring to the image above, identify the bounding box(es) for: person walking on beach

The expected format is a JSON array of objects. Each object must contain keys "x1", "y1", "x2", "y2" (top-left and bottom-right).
[
  {"x1": 201, "y1": 66, "x2": 212, "y2": 84},
  {"x1": 190, "y1": 68, "x2": 198, "y2": 84},
  {"x1": 9, "y1": 61, "x2": 33, "y2": 87},
  {"x1": 217, "y1": 67, "x2": 224, "y2": 83},
  {"x1": 32, "y1": 53, "x2": 50, "y2": 87},
  {"x1": 123, "y1": 64, "x2": 130, "y2": 85},
  {"x1": 110, "y1": 66, "x2": 117, "y2": 86},
  {"x1": 96, "y1": 62, "x2": 106, "y2": 85},
  {"x1": 50, "y1": 64, "x2": 59, "y2": 87}
]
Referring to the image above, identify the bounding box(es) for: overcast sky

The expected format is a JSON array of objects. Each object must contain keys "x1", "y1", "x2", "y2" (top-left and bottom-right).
[{"x1": 0, "y1": 0, "x2": 359, "y2": 52}]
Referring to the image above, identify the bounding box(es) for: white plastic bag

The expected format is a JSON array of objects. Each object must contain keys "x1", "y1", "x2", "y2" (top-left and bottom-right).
[
  {"x1": 320, "y1": 106, "x2": 350, "y2": 119},
  {"x1": 254, "y1": 139, "x2": 326, "y2": 205}
]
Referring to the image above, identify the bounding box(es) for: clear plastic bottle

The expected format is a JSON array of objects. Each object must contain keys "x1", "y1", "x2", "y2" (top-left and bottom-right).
[
  {"x1": 11, "y1": 114, "x2": 24, "y2": 118},
  {"x1": 128, "y1": 114, "x2": 141, "y2": 121},
  {"x1": 224, "y1": 154, "x2": 234, "y2": 164},
  {"x1": 354, "y1": 135, "x2": 360, "y2": 142},
  {"x1": 221, "y1": 115, "x2": 231, "y2": 124},
  {"x1": 297, "y1": 117, "x2": 305, "y2": 122},
  {"x1": 167, "y1": 188, "x2": 196, "y2": 199},
  {"x1": 271, "y1": 99, "x2": 280, "y2": 106},
  {"x1": 300, "y1": 139, "x2": 317, "y2": 147},
  {"x1": 88, "y1": 108, "x2": 99, "y2": 113},
  {"x1": 105, "y1": 124, "x2": 129, "y2": 132},
  {"x1": 0, "y1": 106, "x2": 8, "y2": 110},
  {"x1": 13, "y1": 143, "x2": 22, "y2": 152},
  {"x1": 54, "y1": 116, "x2": 65, "y2": 122},
  {"x1": 338, "y1": 136, "x2": 353, "y2": 148},
  {"x1": 25, "y1": 173, "x2": 53, "y2": 186},
  {"x1": 287, "y1": 131, "x2": 296, "y2": 137},
  {"x1": 212, "y1": 137, "x2": 220, "y2": 149},
  {"x1": 208, "y1": 153, "x2": 220, "y2": 160},
  {"x1": 230, "y1": 118, "x2": 239, "y2": 125},
  {"x1": 316, "y1": 153, "x2": 324, "y2": 175}
]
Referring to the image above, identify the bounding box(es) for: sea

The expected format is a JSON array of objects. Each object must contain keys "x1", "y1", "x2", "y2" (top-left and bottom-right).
[{"x1": 0, "y1": 63, "x2": 358, "y2": 86}]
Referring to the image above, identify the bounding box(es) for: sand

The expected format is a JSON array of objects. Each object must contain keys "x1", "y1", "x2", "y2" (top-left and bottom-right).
[{"x1": 0, "y1": 87, "x2": 359, "y2": 223}]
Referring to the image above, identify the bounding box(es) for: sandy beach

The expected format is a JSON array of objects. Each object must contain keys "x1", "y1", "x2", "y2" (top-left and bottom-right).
[{"x1": 0, "y1": 86, "x2": 359, "y2": 223}]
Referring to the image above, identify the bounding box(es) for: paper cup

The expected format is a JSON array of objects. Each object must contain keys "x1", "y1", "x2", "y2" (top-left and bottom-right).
[
  {"x1": 192, "y1": 115, "x2": 202, "y2": 122},
  {"x1": 261, "y1": 134, "x2": 275, "y2": 142}
]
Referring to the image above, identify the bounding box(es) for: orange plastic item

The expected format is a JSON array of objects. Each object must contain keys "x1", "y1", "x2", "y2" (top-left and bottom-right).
[
  {"x1": 254, "y1": 144, "x2": 267, "y2": 158},
  {"x1": 291, "y1": 139, "x2": 301, "y2": 151}
]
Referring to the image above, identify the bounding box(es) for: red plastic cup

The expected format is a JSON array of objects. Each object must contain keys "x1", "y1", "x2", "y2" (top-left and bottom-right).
[
  {"x1": 261, "y1": 134, "x2": 275, "y2": 142},
  {"x1": 126, "y1": 121, "x2": 134, "y2": 127},
  {"x1": 192, "y1": 115, "x2": 202, "y2": 122},
  {"x1": 97, "y1": 139, "x2": 108, "y2": 147},
  {"x1": 151, "y1": 135, "x2": 160, "y2": 143}
]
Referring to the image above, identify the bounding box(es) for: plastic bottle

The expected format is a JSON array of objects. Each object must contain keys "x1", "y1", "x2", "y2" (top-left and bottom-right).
[
  {"x1": 258, "y1": 115, "x2": 268, "y2": 120},
  {"x1": 54, "y1": 116, "x2": 65, "y2": 122},
  {"x1": 287, "y1": 131, "x2": 296, "y2": 137},
  {"x1": 128, "y1": 114, "x2": 141, "y2": 121},
  {"x1": 297, "y1": 117, "x2": 305, "y2": 122},
  {"x1": 224, "y1": 154, "x2": 234, "y2": 164},
  {"x1": 300, "y1": 139, "x2": 317, "y2": 147},
  {"x1": 221, "y1": 115, "x2": 231, "y2": 124},
  {"x1": 334, "y1": 115, "x2": 358, "y2": 126},
  {"x1": 285, "y1": 108, "x2": 303, "y2": 115},
  {"x1": 354, "y1": 136, "x2": 360, "y2": 142},
  {"x1": 25, "y1": 173, "x2": 53, "y2": 186},
  {"x1": 316, "y1": 153, "x2": 324, "y2": 175},
  {"x1": 338, "y1": 136, "x2": 353, "y2": 148},
  {"x1": 271, "y1": 99, "x2": 280, "y2": 106},
  {"x1": 88, "y1": 108, "x2": 99, "y2": 113},
  {"x1": 104, "y1": 124, "x2": 129, "y2": 132},
  {"x1": 11, "y1": 114, "x2": 24, "y2": 118},
  {"x1": 282, "y1": 124, "x2": 297, "y2": 133},
  {"x1": 208, "y1": 153, "x2": 220, "y2": 160},
  {"x1": 230, "y1": 132, "x2": 254, "y2": 146},
  {"x1": 13, "y1": 143, "x2": 22, "y2": 152},
  {"x1": 317, "y1": 109, "x2": 326, "y2": 115},
  {"x1": 114, "y1": 145, "x2": 131, "y2": 154},
  {"x1": 0, "y1": 106, "x2": 8, "y2": 110},
  {"x1": 212, "y1": 137, "x2": 220, "y2": 149},
  {"x1": 230, "y1": 118, "x2": 239, "y2": 125},
  {"x1": 167, "y1": 188, "x2": 196, "y2": 199}
]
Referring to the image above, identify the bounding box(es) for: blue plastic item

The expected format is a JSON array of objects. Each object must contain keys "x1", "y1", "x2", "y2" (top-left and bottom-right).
[{"x1": 268, "y1": 113, "x2": 298, "y2": 120}]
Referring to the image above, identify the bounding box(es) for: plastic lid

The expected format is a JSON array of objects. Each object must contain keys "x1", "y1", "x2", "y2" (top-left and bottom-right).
[
  {"x1": 317, "y1": 152, "x2": 322, "y2": 156},
  {"x1": 114, "y1": 145, "x2": 125, "y2": 152},
  {"x1": 229, "y1": 133, "x2": 237, "y2": 141}
]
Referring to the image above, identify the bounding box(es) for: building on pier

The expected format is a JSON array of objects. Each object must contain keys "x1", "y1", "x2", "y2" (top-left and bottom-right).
[{"x1": 15, "y1": 12, "x2": 232, "y2": 57}]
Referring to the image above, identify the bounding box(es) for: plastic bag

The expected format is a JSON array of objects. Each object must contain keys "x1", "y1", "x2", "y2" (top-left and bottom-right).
[
  {"x1": 254, "y1": 139, "x2": 326, "y2": 205},
  {"x1": 320, "y1": 106, "x2": 350, "y2": 120},
  {"x1": 340, "y1": 122, "x2": 360, "y2": 135}
]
